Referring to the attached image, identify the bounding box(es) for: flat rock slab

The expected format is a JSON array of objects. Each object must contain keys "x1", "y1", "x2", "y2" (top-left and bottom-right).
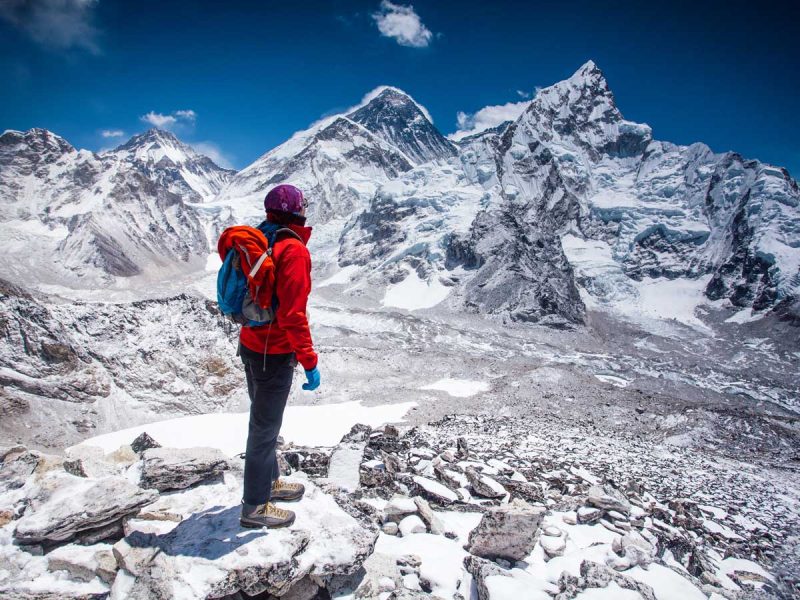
[
  {"x1": 587, "y1": 484, "x2": 631, "y2": 514},
  {"x1": 111, "y1": 474, "x2": 378, "y2": 599},
  {"x1": 13, "y1": 473, "x2": 157, "y2": 545},
  {"x1": 140, "y1": 447, "x2": 228, "y2": 492},
  {"x1": 467, "y1": 499, "x2": 545, "y2": 561}
]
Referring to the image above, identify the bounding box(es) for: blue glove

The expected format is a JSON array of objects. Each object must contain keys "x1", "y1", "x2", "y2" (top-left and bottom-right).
[{"x1": 302, "y1": 367, "x2": 320, "y2": 391}]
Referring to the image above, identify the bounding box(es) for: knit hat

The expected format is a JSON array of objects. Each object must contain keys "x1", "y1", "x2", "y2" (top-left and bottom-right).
[{"x1": 264, "y1": 184, "x2": 306, "y2": 215}]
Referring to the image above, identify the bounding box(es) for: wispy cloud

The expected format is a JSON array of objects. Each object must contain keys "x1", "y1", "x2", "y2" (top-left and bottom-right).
[
  {"x1": 191, "y1": 141, "x2": 235, "y2": 170},
  {"x1": 0, "y1": 0, "x2": 100, "y2": 53},
  {"x1": 100, "y1": 129, "x2": 124, "y2": 138},
  {"x1": 516, "y1": 90, "x2": 531, "y2": 99},
  {"x1": 372, "y1": 1, "x2": 432, "y2": 48},
  {"x1": 140, "y1": 109, "x2": 196, "y2": 130},
  {"x1": 449, "y1": 100, "x2": 531, "y2": 141}
]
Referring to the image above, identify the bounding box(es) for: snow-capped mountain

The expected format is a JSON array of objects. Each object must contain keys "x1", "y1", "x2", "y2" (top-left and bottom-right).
[
  {"x1": 346, "y1": 86, "x2": 458, "y2": 165},
  {"x1": 108, "y1": 128, "x2": 235, "y2": 202},
  {"x1": 0, "y1": 128, "x2": 231, "y2": 284},
  {"x1": 1, "y1": 62, "x2": 798, "y2": 324}
]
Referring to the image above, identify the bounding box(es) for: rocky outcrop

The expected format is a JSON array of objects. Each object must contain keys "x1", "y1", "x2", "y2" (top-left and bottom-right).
[
  {"x1": 13, "y1": 474, "x2": 157, "y2": 545},
  {"x1": 139, "y1": 447, "x2": 229, "y2": 492}
]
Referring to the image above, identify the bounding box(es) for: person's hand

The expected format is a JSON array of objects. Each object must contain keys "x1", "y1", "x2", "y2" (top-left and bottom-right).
[{"x1": 302, "y1": 367, "x2": 320, "y2": 391}]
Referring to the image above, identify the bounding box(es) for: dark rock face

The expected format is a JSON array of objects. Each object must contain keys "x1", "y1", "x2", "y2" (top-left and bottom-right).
[
  {"x1": 130, "y1": 432, "x2": 161, "y2": 455},
  {"x1": 347, "y1": 88, "x2": 457, "y2": 165}
]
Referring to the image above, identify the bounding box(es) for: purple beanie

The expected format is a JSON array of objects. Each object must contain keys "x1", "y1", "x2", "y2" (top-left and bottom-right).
[{"x1": 264, "y1": 184, "x2": 305, "y2": 214}]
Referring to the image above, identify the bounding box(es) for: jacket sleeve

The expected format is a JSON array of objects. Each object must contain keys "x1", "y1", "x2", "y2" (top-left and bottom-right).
[{"x1": 275, "y1": 241, "x2": 318, "y2": 371}]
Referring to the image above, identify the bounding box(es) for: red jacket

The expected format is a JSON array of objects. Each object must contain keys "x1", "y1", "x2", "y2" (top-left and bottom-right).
[{"x1": 239, "y1": 224, "x2": 318, "y2": 371}]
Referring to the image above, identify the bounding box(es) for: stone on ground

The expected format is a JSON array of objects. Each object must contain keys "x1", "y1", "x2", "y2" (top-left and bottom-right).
[{"x1": 466, "y1": 498, "x2": 545, "y2": 561}]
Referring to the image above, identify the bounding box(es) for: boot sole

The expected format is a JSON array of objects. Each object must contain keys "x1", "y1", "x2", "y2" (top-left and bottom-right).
[
  {"x1": 270, "y1": 493, "x2": 304, "y2": 503},
  {"x1": 239, "y1": 515, "x2": 296, "y2": 529}
]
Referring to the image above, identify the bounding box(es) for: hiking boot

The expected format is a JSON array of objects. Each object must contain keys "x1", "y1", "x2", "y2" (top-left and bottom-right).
[
  {"x1": 271, "y1": 479, "x2": 305, "y2": 502},
  {"x1": 240, "y1": 501, "x2": 295, "y2": 529}
]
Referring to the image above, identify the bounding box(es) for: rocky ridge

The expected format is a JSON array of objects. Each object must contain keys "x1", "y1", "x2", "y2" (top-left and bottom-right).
[{"x1": 1, "y1": 411, "x2": 794, "y2": 599}]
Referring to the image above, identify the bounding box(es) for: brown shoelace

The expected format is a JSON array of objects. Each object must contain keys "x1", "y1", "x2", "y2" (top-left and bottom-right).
[
  {"x1": 261, "y1": 502, "x2": 290, "y2": 519},
  {"x1": 272, "y1": 479, "x2": 302, "y2": 492}
]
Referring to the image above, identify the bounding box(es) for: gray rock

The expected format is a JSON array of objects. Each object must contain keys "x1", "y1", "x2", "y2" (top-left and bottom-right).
[
  {"x1": 456, "y1": 437, "x2": 470, "y2": 459},
  {"x1": 0, "y1": 447, "x2": 39, "y2": 492},
  {"x1": 587, "y1": 484, "x2": 631, "y2": 514},
  {"x1": 554, "y1": 560, "x2": 657, "y2": 600},
  {"x1": 464, "y1": 554, "x2": 511, "y2": 600},
  {"x1": 466, "y1": 467, "x2": 507, "y2": 499},
  {"x1": 610, "y1": 530, "x2": 655, "y2": 570},
  {"x1": 413, "y1": 496, "x2": 445, "y2": 535},
  {"x1": 140, "y1": 447, "x2": 228, "y2": 492},
  {"x1": 46, "y1": 542, "x2": 117, "y2": 584},
  {"x1": 283, "y1": 447, "x2": 330, "y2": 477},
  {"x1": 130, "y1": 432, "x2": 161, "y2": 455},
  {"x1": 13, "y1": 476, "x2": 157, "y2": 545},
  {"x1": 383, "y1": 521, "x2": 399, "y2": 535},
  {"x1": 466, "y1": 498, "x2": 545, "y2": 561},
  {"x1": 113, "y1": 480, "x2": 378, "y2": 599},
  {"x1": 577, "y1": 506, "x2": 602, "y2": 524}
]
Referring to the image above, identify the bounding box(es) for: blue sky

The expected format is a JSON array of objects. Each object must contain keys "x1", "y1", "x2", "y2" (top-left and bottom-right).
[{"x1": 2, "y1": 0, "x2": 798, "y2": 174}]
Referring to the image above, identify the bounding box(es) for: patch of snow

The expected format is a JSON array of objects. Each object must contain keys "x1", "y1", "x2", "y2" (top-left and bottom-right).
[
  {"x1": 382, "y1": 268, "x2": 451, "y2": 310},
  {"x1": 73, "y1": 400, "x2": 416, "y2": 455},
  {"x1": 420, "y1": 378, "x2": 490, "y2": 398}
]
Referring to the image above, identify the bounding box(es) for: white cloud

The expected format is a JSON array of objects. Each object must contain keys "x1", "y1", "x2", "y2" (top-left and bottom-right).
[
  {"x1": 191, "y1": 141, "x2": 235, "y2": 170},
  {"x1": 449, "y1": 100, "x2": 531, "y2": 141},
  {"x1": 100, "y1": 129, "x2": 124, "y2": 138},
  {"x1": 139, "y1": 109, "x2": 196, "y2": 130},
  {"x1": 174, "y1": 109, "x2": 197, "y2": 122},
  {"x1": 372, "y1": 1, "x2": 432, "y2": 48},
  {"x1": 516, "y1": 90, "x2": 531, "y2": 99},
  {"x1": 0, "y1": 0, "x2": 99, "y2": 52}
]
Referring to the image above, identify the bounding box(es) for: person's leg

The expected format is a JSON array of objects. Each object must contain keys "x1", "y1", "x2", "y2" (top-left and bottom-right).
[{"x1": 242, "y1": 353, "x2": 294, "y2": 506}]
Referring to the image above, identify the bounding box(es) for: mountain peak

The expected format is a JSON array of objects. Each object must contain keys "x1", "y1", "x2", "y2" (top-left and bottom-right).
[
  {"x1": 0, "y1": 128, "x2": 75, "y2": 156},
  {"x1": 567, "y1": 60, "x2": 609, "y2": 90},
  {"x1": 116, "y1": 128, "x2": 182, "y2": 151},
  {"x1": 347, "y1": 86, "x2": 456, "y2": 164}
]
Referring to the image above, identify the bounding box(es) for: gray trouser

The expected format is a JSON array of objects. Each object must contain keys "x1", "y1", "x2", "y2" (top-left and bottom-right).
[{"x1": 241, "y1": 350, "x2": 296, "y2": 505}]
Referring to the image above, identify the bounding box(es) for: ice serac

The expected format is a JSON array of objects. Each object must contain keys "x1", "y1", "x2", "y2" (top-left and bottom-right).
[
  {"x1": 109, "y1": 128, "x2": 236, "y2": 202},
  {"x1": 347, "y1": 87, "x2": 458, "y2": 165}
]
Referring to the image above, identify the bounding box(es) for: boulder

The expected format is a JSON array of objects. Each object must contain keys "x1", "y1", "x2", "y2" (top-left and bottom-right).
[
  {"x1": 587, "y1": 484, "x2": 631, "y2": 514},
  {"x1": 577, "y1": 506, "x2": 602, "y2": 524},
  {"x1": 409, "y1": 475, "x2": 459, "y2": 505},
  {"x1": 140, "y1": 447, "x2": 228, "y2": 492},
  {"x1": 384, "y1": 495, "x2": 418, "y2": 522},
  {"x1": 466, "y1": 467, "x2": 507, "y2": 499},
  {"x1": 13, "y1": 475, "x2": 157, "y2": 545},
  {"x1": 466, "y1": 499, "x2": 545, "y2": 561},
  {"x1": 413, "y1": 496, "x2": 445, "y2": 535},
  {"x1": 610, "y1": 530, "x2": 656, "y2": 570}
]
